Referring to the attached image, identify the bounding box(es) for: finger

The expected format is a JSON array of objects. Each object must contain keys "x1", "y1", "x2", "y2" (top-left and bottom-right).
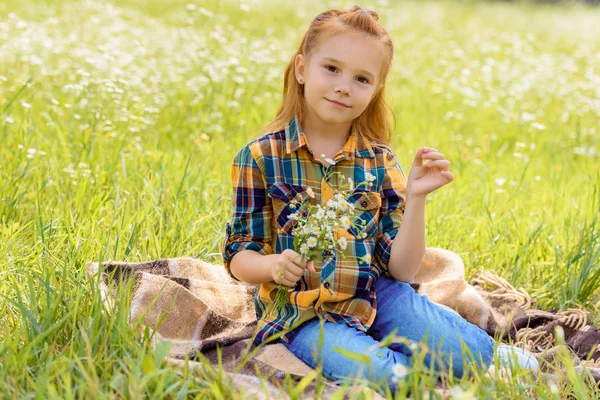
[
  {"x1": 280, "y1": 268, "x2": 298, "y2": 286},
  {"x1": 412, "y1": 148, "x2": 425, "y2": 166},
  {"x1": 286, "y1": 261, "x2": 304, "y2": 277},
  {"x1": 306, "y1": 260, "x2": 316, "y2": 273},
  {"x1": 421, "y1": 146, "x2": 439, "y2": 153},
  {"x1": 288, "y1": 253, "x2": 304, "y2": 268},
  {"x1": 421, "y1": 152, "x2": 445, "y2": 160},
  {"x1": 423, "y1": 160, "x2": 450, "y2": 169},
  {"x1": 441, "y1": 171, "x2": 455, "y2": 181}
]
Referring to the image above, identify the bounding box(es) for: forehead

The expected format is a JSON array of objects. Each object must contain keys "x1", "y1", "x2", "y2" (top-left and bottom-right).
[{"x1": 310, "y1": 32, "x2": 384, "y2": 79}]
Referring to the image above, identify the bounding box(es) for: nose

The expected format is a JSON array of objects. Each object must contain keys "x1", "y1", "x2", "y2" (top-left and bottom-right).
[{"x1": 334, "y1": 78, "x2": 351, "y2": 96}]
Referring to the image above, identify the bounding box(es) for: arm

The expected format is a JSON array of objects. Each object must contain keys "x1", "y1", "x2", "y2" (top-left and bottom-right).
[
  {"x1": 221, "y1": 143, "x2": 275, "y2": 284},
  {"x1": 230, "y1": 251, "x2": 279, "y2": 285},
  {"x1": 387, "y1": 193, "x2": 426, "y2": 282},
  {"x1": 385, "y1": 146, "x2": 454, "y2": 282}
]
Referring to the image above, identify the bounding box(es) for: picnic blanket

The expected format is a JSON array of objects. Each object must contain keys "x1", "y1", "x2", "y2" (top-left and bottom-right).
[{"x1": 86, "y1": 247, "x2": 600, "y2": 397}]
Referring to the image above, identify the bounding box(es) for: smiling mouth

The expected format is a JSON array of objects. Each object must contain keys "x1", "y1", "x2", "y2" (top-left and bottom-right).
[{"x1": 326, "y1": 98, "x2": 350, "y2": 108}]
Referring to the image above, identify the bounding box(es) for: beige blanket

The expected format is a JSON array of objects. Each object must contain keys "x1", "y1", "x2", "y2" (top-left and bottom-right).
[{"x1": 86, "y1": 247, "x2": 600, "y2": 398}]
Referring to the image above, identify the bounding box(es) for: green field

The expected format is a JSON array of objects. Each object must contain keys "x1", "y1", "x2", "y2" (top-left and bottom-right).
[{"x1": 1, "y1": 0, "x2": 599, "y2": 398}]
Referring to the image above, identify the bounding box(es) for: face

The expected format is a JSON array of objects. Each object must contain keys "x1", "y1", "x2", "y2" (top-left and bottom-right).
[{"x1": 295, "y1": 32, "x2": 385, "y2": 127}]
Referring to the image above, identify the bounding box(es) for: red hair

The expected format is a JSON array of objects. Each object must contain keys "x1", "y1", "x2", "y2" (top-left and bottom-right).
[{"x1": 261, "y1": 5, "x2": 395, "y2": 146}]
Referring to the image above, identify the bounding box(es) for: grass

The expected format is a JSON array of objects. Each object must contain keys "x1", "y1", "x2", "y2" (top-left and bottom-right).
[{"x1": 0, "y1": 0, "x2": 599, "y2": 397}]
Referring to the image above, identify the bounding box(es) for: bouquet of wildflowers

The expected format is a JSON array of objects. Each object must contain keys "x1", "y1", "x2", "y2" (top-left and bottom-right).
[{"x1": 273, "y1": 170, "x2": 377, "y2": 312}]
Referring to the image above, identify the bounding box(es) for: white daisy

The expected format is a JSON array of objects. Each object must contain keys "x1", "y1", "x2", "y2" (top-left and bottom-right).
[
  {"x1": 363, "y1": 253, "x2": 372, "y2": 263},
  {"x1": 311, "y1": 225, "x2": 322, "y2": 234},
  {"x1": 315, "y1": 208, "x2": 325, "y2": 220},
  {"x1": 391, "y1": 363, "x2": 408, "y2": 379},
  {"x1": 366, "y1": 172, "x2": 376, "y2": 182},
  {"x1": 306, "y1": 187, "x2": 315, "y2": 198},
  {"x1": 300, "y1": 244, "x2": 309, "y2": 255},
  {"x1": 338, "y1": 201, "x2": 348, "y2": 211},
  {"x1": 326, "y1": 210, "x2": 336, "y2": 219},
  {"x1": 337, "y1": 237, "x2": 348, "y2": 250},
  {"x1": 306, "y1": 237, "x2": 318, "y2": 248},
  {"x1": 340, "y1": 216, "x2": 351, "y2": 228}
]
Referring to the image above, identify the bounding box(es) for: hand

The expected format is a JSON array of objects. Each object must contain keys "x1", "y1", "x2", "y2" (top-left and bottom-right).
[
  {"x1": 272, "y1": 249, "x2": 316, "y2": 286},
  {"x1": 406, "y1": 146, "x2": 455, "y2": 198}
]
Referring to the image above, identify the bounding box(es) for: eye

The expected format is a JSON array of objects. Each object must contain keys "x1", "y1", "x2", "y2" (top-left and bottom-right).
[
  {"x1": 357, "y1": 76, "x2": 370, "y2": 84},
  {"x1": 324, "y1": 65, "x2": 338, "y2": 73}
]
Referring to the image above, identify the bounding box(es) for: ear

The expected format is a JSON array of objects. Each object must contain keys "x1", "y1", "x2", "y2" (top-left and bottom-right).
[{"x1": 294, "y1": 54, "x2": 306, "y2": 83}]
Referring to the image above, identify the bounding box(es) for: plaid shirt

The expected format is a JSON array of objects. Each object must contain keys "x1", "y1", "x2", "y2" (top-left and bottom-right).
[{"x1": 221, "y1": 115, "x2": 407, "y2": 348}]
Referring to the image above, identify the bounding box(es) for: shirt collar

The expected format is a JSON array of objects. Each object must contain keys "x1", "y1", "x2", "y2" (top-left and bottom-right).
[{"x1": 284, "y1": 115, "x2": 375, "y2": 159}]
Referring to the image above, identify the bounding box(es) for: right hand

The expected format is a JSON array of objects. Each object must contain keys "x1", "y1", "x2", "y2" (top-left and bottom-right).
[{"x1": 272, "y1": 249, "x2": 316, "y2": 286}]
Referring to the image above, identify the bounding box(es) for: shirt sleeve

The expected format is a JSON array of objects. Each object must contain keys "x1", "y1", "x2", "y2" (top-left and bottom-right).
[
  {"x1": 373, "y1": 149, "x2": 407, "y2": 278},
  {"x1": 221, "y1": 142, "x2": 274, "y2": 282}
]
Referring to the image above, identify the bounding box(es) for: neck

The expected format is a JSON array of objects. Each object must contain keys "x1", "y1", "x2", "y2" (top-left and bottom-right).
[{"x1": 300, "y1": 112, "x2": 351, "y2": 146}]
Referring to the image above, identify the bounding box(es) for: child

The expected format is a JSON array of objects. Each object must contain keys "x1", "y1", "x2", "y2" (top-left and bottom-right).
[{"x1": 221, "y1": 5, "x2": 535, "y2": 393}]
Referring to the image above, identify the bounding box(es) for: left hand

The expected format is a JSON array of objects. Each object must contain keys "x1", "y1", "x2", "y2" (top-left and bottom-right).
[{"x1": 406, "y1": 146, "x2": 455, "y2": 198}]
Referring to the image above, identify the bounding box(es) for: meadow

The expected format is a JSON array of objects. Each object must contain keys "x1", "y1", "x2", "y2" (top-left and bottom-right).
[{"x1": 0, "y1": 0, "x2": 599, "y2": 398}]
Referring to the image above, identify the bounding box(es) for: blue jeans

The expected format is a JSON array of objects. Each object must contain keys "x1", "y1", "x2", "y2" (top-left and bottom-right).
[{"x1": 279, "y1": 274, "x2": 495, "y2": 393}]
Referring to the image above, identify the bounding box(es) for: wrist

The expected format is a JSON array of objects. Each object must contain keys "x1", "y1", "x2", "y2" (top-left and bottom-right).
[
  {"x1": 406, "y1": 191, "x2": 427, "y2": 203},
  {"x1": 267, "y1": 254, "x2": 279, "y2": 282}
]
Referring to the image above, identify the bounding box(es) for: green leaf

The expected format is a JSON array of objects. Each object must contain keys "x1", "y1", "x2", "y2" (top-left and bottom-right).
[
  {"x1": 154, "y1": 340, "x2": 173, "y2": 366},
  {"x1": 142, "y1": 354, "x2": 156, "y2": 374},
  {"x1": 332, "y1": 346, "x2": 372, "y2": 365}
]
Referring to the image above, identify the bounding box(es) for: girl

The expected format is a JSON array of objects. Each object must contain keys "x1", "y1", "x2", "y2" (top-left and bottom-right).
[{"x1": 222, "y1": 5, "x2": 536, "y2": 394}]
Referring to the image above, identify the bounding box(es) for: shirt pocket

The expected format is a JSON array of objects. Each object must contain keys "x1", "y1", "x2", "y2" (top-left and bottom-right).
[
  {"x1": 347, "y1": 190, "x2": 382, "y2": 239},
  {"x1": 267, "y1": 182, "x2": 309, "y2": 234}
]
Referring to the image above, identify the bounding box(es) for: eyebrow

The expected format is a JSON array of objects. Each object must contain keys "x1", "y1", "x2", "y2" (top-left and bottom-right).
[{"x1": 322, "y1": 57, "x2": 376, "y2": 80}]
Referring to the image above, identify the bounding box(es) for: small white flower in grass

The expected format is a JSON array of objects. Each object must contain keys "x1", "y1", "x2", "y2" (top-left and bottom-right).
[
  {"x1": 21, "y1": 101, "x2": 31, "y2": 109},
  {"x1": 306, "y1": 187, "x2": 315, "y2": 198},
  {"x1": 6, "y1": 116, "x2": 14, "y2": 124},
  {"x1": 341, "y1": 216, "x2": 351, "y2": 228},
  {"x1": 450, "y1": 385, "x2": 477, "y2": 400},
  {"x1": 337, "y1": 237, "x2": 348, "y2": 250},
  {"x1": 391, "y1": 363, "x2": 408, "y2": 380},
  {"x1": 307, "y1": 237, "x2": 318, "y2": 248},
  {"x1": 531, "y1": 122, "x2": 546, "y2": 131}
]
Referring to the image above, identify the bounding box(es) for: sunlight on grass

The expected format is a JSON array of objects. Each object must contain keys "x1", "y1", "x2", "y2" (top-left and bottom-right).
[{"x1": 1, "y1": 0, "x2": 599, "y2": 397}]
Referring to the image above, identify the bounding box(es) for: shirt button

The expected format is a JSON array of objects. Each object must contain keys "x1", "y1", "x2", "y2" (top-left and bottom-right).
[
  {"x1": 361, "y1": 200, "x2": 368, "y2": 207},
  {"x1": 323, "y1": 281, "x2": 330, "y2": 289}
]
